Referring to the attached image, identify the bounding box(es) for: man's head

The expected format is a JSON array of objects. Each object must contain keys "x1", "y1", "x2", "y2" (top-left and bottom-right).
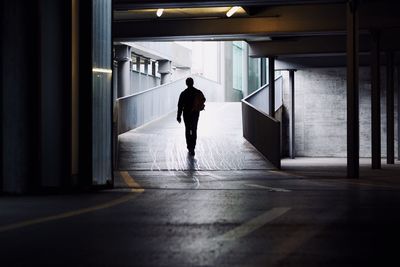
[{"x1": 186, "y1": 77, "x2": 194, "y2": 88}]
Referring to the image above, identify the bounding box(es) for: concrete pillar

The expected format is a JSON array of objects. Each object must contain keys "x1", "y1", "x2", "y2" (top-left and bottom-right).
[
  {"x1": 261, "y1": 58, "x2": 267, "y2": 86},
  {"x1": 1, "y1": 0, "x2": 41, "y2": 192},
  {"x1": 387, "y1": 51, "x2": 395, "y2": 164},
  {"x1": 115, "y1": 45, "x2": 131, "y2": 98},
  {"x1": 242, "y1": 43, "x2": 249, "y2": 97},
  {"x1": 398, "y1": 65, "x2": 400, "y2": 160},
  {"x1": 2, "y1": 0, "x2": 73, "y2": 192},
  {"x1": 135, "y1": 56, "x2": 140, "y2": 71},
  {"x1": 268, "y1": 57, "x2": 275, "y2": 116},
  {"x1": 144, "y1": 58, "x2": 149, "y2": 75},
  {"x1": 158, "y1": 60, "x2": 172, "y2": 84},
  {"x1": 222, "y1": 42, "x2": 233, "y2": 102},
  {"x1": 346, "y1": 0, "x2": 360, "y2": 178},
  {"x1": 371, "y1": 30, "x2": 381, "y2": 169},
  {"x1": 151, "y1": 61, "x2": 156, "y2": 76},
  {"x1": 71, "y1": 0, "x2": 79, "y2": 180},
  {"x1": 134, "y1": 56, "x2": 141, "y2": 92},
  {"x1": 289, "y1": 70, "x2": 296, "y2": 159},
  {"x1": 40, "y1": 0, "x2": 73, "y2": 188}
]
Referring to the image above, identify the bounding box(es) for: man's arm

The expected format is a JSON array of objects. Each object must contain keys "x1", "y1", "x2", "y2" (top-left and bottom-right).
[
  {"x1": 201, "y1": 91, "x2": 206, "y2": 103},
  {"x1": 199, "y1": 91, "x2": 206, "y2": 110},
  {"x1": 177, "y1": 92, "x2": 184, "y2": 123}
]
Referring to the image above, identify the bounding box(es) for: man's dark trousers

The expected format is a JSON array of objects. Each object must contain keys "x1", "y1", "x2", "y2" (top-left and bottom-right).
[{"x1": 183, "y1": 111, "x2": 199, "y2": 151}]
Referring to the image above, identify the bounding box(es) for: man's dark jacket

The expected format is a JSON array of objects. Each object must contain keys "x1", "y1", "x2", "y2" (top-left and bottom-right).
[{"x1": 177, "y1": 87, "x2": 206, "y2": 118}]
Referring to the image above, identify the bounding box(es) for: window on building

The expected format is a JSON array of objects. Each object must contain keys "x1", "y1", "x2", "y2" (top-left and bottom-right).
[
  {"x1": 155, "y1": 61, "x2": 161, "y2": 78},
  {"x1": 131, "y1": 56, "x2": 138, "y2": 72},
  {"x1": 232, "y1": 41, "x2": 243, "y2": 91},
  {"x1": 248, "y1": 57, "x2": 261, "y2": 94},
  {"x1": 149, "y1": 60, "x2": 157, "y2": 76},
  {"x1": 140, "y1": 58, "x2": 147, "y2": 74}
]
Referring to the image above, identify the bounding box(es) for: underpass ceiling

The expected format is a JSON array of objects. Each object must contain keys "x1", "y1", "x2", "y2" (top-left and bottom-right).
[
  {"x1": 114, "y1": 7, "x2": 248, "y2": 21},
  {"x1": 113, "y1": 0, "x2": 400, "y2": 65},
  {"x1": 114, "y1": 0, "x2": 347, "y2": 10},
  {"x1": 113, "y1": 3, "x2": 347, "y2": 41}
]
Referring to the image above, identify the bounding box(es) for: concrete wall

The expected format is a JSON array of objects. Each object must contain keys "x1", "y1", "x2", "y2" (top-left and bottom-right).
[
  {"x1": 1, "y1": 0, "x2": 40, "y2": 193},
  {"x1": 117, "y1": 74, "x2": 224, "y2": 134},
  {"x1": 224, "y1": 42, "x2": 243, "y2": 102},
  {"x1": 40, "y1": 0, "x2": 72, "y2": 187},
  {"x1": 170, "y1": 67, "x2": 191, "y2": 82},
  {"x1": 1, "y1": 0, "x2": 72, "y2": 193},
  {"x1": 281, "y1": 67, "x2": 398, "y2": 157},
  {"x1": 242, "y1": 102, "x2": 281, "y2": 169},
  {"x1": 130, "y1": 71, "x2": 160, "y2": 94},
  {"x1": 124, "y1": 42, "x2": 192, "y2": 69},
  {"x1": 177, "y1": 41, "x2": 221, "y2": 83}
]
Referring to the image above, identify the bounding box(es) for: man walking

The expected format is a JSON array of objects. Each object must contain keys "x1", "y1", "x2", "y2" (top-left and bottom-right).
[{"x1": 177, "y1": 77, "x2": 206, "y2": 156}]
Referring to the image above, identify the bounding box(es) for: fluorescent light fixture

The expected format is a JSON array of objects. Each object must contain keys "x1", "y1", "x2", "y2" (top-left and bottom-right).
[
  {"x1": 156, "y1": 8, "x2": 164, "y2": 17},
  {"x1": 92, "y1": 68, "x2": 112, "y2": 74},
  {"x1": 226, "y1": 6, "x2": 240, "y2": 17}
]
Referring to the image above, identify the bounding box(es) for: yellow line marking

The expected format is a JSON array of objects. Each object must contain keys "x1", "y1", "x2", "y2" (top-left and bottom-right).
[
  {"x1": 0, "y1": 172, "x2": 144, "y2": 233},
  {"x1": 120, "y1": 171, "x2": 145, "y2": 193},
  {"x1": 0, "y1": 194, "x2": 138, "y2": 233},
  {"x1": 214, "y1": 207, "x2": 291, "y2": 241}
]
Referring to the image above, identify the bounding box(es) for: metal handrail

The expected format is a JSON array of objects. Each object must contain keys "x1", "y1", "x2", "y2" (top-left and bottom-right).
[
  {"x1": 117, "y1": 75, "x2": 188, "y2": 100},
  {"x1": 243, "y1": 75, "x2": 283, "y2": 114},
  {"x1": 241, "y1": 99, "x2": 279, "y2": 122},
  {"x1": 243, "y1": 75, "x2": 283, "y2": 113},
  {"x1": 244, "y1": 82, "x2": 269, "y2": 100}
]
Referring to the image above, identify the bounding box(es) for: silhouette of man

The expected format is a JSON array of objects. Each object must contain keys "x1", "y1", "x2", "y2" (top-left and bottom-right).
[{"x1": 177, "y1": 77, "x2": 206, "y2": 156}]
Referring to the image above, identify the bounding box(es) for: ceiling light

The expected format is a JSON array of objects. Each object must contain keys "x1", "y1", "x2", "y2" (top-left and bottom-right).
[
  {"x1": 226, "y1": 6, "x2": 240, "y2": 17},
  {"x1": 156, "y1": 8, "x2": 164, "y2": 17}
]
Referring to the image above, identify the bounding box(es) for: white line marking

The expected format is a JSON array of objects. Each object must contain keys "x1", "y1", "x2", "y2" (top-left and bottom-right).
[
  {"x1": 214, "y1": 207, "x2": 291, "y2": 241},
  {"x1": 245, "y1": 183, "x2": 291, "y2": 192}
]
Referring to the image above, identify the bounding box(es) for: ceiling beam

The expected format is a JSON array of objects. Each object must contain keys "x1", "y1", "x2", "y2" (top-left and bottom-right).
[
  {"x1": 114, "y1": 4, "x2": 346, "y2": 41},
  {"x1": 276, "y1": 53, "x2": 400, "y2": 70},
  {"x1": 249, "y1": 29, "x2": 400, "y2": 57},
  {"x1": 114, "y1": 0, "x2": 346, "y2": 10},
  {"x1": 114, "y1": 2, "x2": 400, "y2": 41},
  {"x1": 249, "y1": 36, "x2": 359, "y2": 57},
  {"x1": 251, "y1": 35, "x2": 365, "y2": 57}
]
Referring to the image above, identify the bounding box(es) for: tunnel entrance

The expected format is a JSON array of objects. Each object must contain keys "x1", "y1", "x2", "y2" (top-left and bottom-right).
[
  {"x1": 69, "y1": 0, "x2": 292, "y2": 190},
  {"x1": 106, "y1": 0, "x2": 290, "y2": 188},
  {"x1": 111, "y1": 39, "x2": 276, "y2": 185},
  {"x1": 106, "y1": 2, "x2": 283, "y2": 188}
]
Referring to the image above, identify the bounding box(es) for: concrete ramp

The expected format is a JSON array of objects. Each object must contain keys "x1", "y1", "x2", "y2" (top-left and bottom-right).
[{"x1": 118, "y1": 103, "x2": 274, "y2": 171}]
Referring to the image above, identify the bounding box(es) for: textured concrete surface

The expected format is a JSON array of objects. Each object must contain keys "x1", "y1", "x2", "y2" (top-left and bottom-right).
[
  {"x1": 118, "y1": 102, "x2": 273, "y2": 171},
  {"x1": 281, "y1": 67, "x2": 398, "y2": 157}
]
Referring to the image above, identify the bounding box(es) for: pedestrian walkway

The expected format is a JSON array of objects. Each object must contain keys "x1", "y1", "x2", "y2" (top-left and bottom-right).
[{"x1": 118, "y1": 102, "x2": 273, "y2": 171}]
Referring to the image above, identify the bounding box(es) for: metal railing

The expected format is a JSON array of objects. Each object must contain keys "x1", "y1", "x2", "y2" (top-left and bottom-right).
[
  {"x1": 116, "y1": 74, "x2": 223, "y2": 134},
  {"x1": 241, "y1": 77, "x2": 283, "y2": 169},
  {"x1": 245, "y1": 76, "x2": 283, "y2": 114}
]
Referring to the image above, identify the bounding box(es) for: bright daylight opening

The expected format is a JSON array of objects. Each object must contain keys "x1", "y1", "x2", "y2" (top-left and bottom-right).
[{"x1": 114, "y1": 40, "x2": 275, "y2": 176}]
